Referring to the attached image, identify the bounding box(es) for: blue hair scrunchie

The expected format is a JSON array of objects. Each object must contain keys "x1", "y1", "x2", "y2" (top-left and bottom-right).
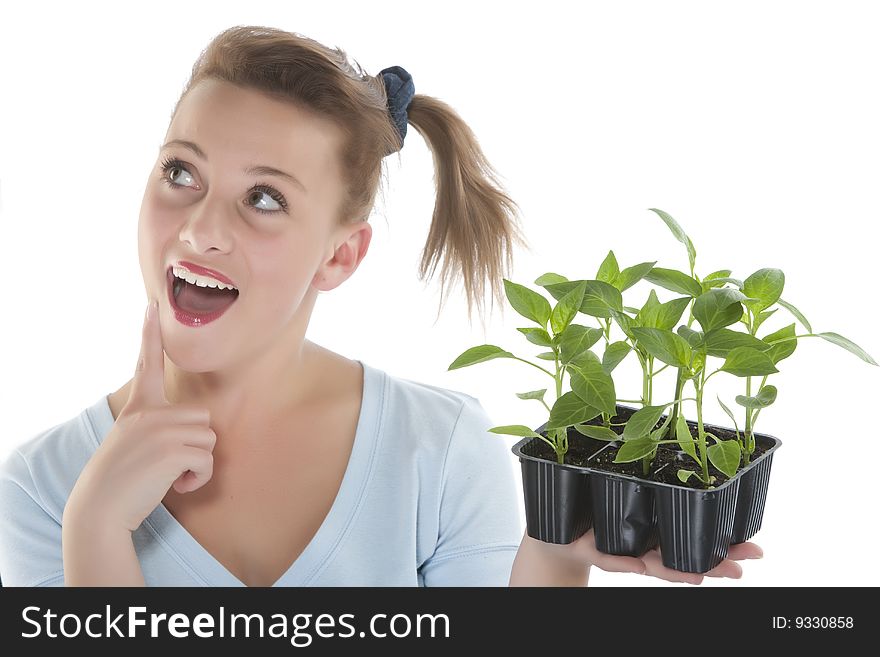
[{"x1": 379, "y1": 65, "x2": 415, "y2": 151}]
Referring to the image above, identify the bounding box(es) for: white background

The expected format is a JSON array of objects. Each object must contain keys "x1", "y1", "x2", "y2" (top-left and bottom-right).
[{"x1": 1, "y1": 0, "x2": 878, "y2": 587}]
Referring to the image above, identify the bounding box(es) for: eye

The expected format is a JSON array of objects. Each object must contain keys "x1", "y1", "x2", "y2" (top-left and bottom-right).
[{"x1": 158, "y1": 156, "x2": 289, "y2": 215}]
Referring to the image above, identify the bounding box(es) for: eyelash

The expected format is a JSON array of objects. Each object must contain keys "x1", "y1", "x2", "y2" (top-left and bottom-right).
[{"x1": 158, "y1": 156, "x2": 289, "y2": 215}]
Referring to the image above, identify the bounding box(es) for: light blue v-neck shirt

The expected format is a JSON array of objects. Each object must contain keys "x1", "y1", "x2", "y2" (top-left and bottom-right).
[{"x1": 0, "y1": 360, "x2": 523, "y2": 586}]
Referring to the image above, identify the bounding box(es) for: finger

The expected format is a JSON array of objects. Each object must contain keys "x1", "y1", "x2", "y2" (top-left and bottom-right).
[
  {"x1": 173, "y1": 470, "x2": 203, "y2": 494},
  {"x1": 726, "y1": 541, "x2": 764, "y2": 560},
  {"x1": 173, "y1": 467, "x2": 214, "y2": 494},
  {"x1": 641, "y1": 549, "x2": 704, "y2": 585},
  {"x1": 127, "y1": 299, "x2": 168, "y2": 409},
  {"x1": 589, "y1": 553, "x2": 647, "y2": 575},
  {"x1": 705, "y1": 559, "x2": 743, "y2": 579},
  {"x1": 570, "y1": 530, "x2": 645, "y2": 574},
  {"x1": 169, "y1": 446, "x2": 214, "y2": 493},
  {"x1": 152, "y1": 404, "x2": 212, "y2": 427},
  {"x1": 156, "y1": 424, "x2": 217, "y2": 451}
]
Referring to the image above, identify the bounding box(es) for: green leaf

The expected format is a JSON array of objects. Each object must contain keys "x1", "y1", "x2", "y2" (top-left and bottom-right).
[
  {"x1": 719, "y1": 346, "x2": 780, "y2": 377},
  {"x1": 643, "y1": 267, "x2": 703, "y2": 298},
  {"x1": 655, "y1": 297, "x2": 692, "y2": 331},
  {"x1": 558, "y1": 324, "x2": 604, "y2": 365},
  {"x1": 596, "y1": 251, "x2": 620, "y2": 286},
  {"x1": 707, "y1": 440, "x2": 742, "y2": 477},
  {"x1": 573, "y1": 424, "x2": 620, "y2": 441},
  {"x1": 614, "y1": 436, "x2": 657, "y2": 463},
  {"x1": 704, "y1": 276, "x2": 744, "y2": 292},
  {"x1": 615, "y1": 261, "x2": 657, "y2": 293},
  {"x1": 693, "y1": 288, "x2": 753, "y2": 333},
  {"x1": 602, "y1": 341, "x2": 632, "y2": 374},
  {"x1": 735, "y1": 385, "x2": 777, "y2": 410},
  {"x1": 752, "y1": 308, "x2": 778, "y2": 335},
  {"x1": 742, "y1": 268, "x2": 785, "y2": 313},
  {"x1": 755, "y1": 385, "x2": 776, "y2": 406},
  {"x1": 776, "y1": 297, "x2": 812, "y2": 333},
  {"x1": 635, "y1": 291, "x2": 689, "y2": 331},
  {"x1": 550, "y1": 280, "x2": 588, "y2": 336},
  {"x1": 547, "y1": 391, "x2": 602, "y2": 429},
  {"x1": 488, "y1": 425, "x2": 544, "y2": 438},
  {"x1": 677, "y1": 326, "x2": 705, "y2": 349},
  {"x1": 535, "y1": 272, "x2": 569, "y2": 286},
  {"x1": 517, "y1": 327, "x2": 554, "y2": 347},
  {"x1": 623, "y1": 404, "x2": 669, "y2": 441},
  {"x1": 634, "y1": 289, "x2": 662, "y2": 328},
  {"x1": 630, "y1": 327, "x2": 692, "y2": 368},
  {"x1": 609, "y1": 308, "x2": 636, "y2": 340},
  {"x1": 503, "y1": 279, "x2": 551, "y2": 327},
  {"x1": 702, "y1": 327, "x2": 773, "y2": 358},
  {"x1": 761, "y1": 323, "x2": 798, "y2": 364},
  {"x1": 677, "y1": 469, "x2": 697, "y2": 483},
  {"x1": 702, "y1": 270, "x2": 734, "y2": 290},
  {"x1": 676, "y1": 414, "x2": 698, "y2": 461},
  {"x1": 515, "y1": 389, "x2": 547, "y2": 402},
  {"x1": 716, "y1": 395, "x2": 741, "y2": 439},
  {"x1": 816, "y1": 332, "x2": 879, "y2": 366},
  {"x1": 536, "y1": 351, "x2": 558, "y2": 361},
  {"x1": 568, "y1": 351, "x2": 618, "y2": 416},
  {"x1": 648, "y1": 208, "x2": 697, "y2": 273},
  {"x1": 577, "y1": 280, "x2": 625, "y2": 316},
  {"x1": 448, "y1": 345, "x2": 515, "y2": 370}
]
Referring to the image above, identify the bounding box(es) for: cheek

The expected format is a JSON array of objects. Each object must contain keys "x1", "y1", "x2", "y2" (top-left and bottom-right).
[
  {"x1": 249, "y1": 241, "x2": 322, "y2": 299},
  {"x1": 140, "y1": 186, "x2": 187, "y2": 240},
  {"x1": 137, "y1": 196, "x2": 181, "y2": 276}
]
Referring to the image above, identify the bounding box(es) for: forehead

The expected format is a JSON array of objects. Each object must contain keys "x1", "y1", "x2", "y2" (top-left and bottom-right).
[{"x1": 166, "y1": 79, "x2": 343, "y2": 190}]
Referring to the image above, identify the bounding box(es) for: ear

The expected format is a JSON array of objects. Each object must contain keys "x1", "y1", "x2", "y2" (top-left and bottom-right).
[{"x1": 312, "y1": 220, "x2": 372, "y2": 291}]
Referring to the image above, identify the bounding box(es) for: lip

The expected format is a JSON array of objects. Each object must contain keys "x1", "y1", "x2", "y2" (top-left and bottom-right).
[
  {"x1": 166, "y1": 266, "x2": 239, "y2": 328},
  {"x1": 175, "y1": 260, "x2": 238, "y2": 288}
]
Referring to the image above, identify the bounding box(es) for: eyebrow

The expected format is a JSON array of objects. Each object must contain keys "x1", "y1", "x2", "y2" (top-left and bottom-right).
[{"x1": 159, "y1": 139, "x2": 307, "y2": 193}]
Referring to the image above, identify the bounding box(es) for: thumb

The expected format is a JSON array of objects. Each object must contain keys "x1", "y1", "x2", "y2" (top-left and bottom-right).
[
  {"x1": 127, "y1": 299, "x2": 168, "y2": 409},
  {"x1": 591, "y1": 554, "x2": 647, "y2": 575}
]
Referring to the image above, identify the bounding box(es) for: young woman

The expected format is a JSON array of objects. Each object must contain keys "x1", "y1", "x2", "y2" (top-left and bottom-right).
[{"x1": 0, "y1": 25, "x2": 761, "y2": 587}]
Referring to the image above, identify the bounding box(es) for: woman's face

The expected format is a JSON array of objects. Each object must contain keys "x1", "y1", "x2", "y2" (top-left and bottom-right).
[{"x1": 138, "y1": 79, "x2": 352, "y2": 372}]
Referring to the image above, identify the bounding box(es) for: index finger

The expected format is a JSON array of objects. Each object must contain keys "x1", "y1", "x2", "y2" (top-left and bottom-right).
[{"x1": 127, "y1": 299, "x2": 168, "y2": 409}]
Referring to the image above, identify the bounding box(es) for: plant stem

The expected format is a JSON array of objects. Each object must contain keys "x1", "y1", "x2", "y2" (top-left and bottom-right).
[
  {"x1": 512, "y1": 356, "x2": 556, "y2": 379},
  {"x1": 649, "y1": 363, "x2": 670, "y2": 377},
  {"x1": 639, "y1": 354, "x2": 652, "y2": 476},
  {"x1": 555, "y1": 426, "x2": 566, "y2": 464},
  {"x1": 695, "y1": 368, "x2": 709, "y2": 484},
  {"x1": 554, "y1": 350, "x2": 566, "y2": 463},
  {"x1": 743, "y1": 374, "x2": 753, "y2": 465},
  {"x1": 664, "y1": 304, "x2": 696, "y2": 442},
  {"x1": 664, "y1": 370, "x2": 686, "y2": 441}
]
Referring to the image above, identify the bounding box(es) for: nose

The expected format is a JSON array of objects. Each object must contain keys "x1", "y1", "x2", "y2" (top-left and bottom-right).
[{"x1": 177, "y1": 194, "x2": 235, "y2": 254}]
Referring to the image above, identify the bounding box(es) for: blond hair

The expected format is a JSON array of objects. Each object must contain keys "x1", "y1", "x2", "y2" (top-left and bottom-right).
[{"x1": 170, "y1": 25, "x2": 531, "y2": 329}]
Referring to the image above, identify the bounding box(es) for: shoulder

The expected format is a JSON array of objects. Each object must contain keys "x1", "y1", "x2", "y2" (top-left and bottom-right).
[
  {"x1": 384, "y1": 366, "x2": 481, "y2": 420},
  {"x1": 378, "y1": 365, "x2": 486, "y2": 437},
  {"x1": 0, "y1": 397, "x2": 107, "y2": 522},
  {"x1": 370, "y1": 363, "x2": 507, "y2": 465}
]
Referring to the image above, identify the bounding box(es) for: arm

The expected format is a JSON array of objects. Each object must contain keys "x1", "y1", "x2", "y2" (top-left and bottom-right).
[
  {"x1": 418, "y1": 397, "x2": 524, "y2": 586},
  {"x1": 509, "y1": 531, "x2": 591, "y2": 586},
  {"x1": 61, "y1": 501, "x2": 145, "y2": 587}
]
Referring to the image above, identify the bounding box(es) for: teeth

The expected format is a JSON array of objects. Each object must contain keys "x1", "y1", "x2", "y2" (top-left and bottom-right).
[{"x1": 171, "y1": 266, "x2": 238, "y2": 291}]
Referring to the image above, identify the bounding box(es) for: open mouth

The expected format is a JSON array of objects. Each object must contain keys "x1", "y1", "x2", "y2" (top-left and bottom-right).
[{"x1": 166, "y1": 266, "x2": 240, "y2": 322}]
